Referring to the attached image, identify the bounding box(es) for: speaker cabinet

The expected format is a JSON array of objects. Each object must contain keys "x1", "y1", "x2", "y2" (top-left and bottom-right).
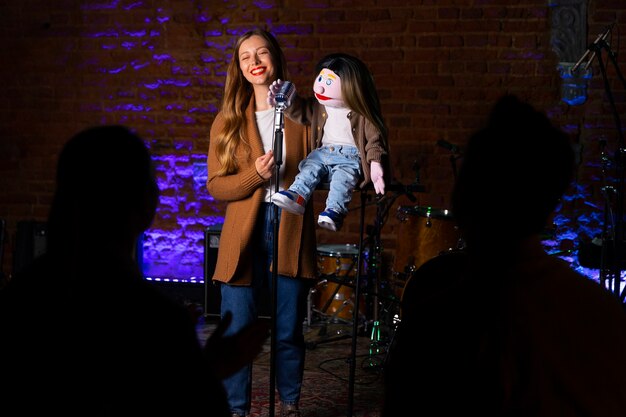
[
  {"x1": 203, "y1": 224, "x2": 271, "y2": 318},
  {"x1": 204, "y1": 224, "x2": 222, "y2": 317},
  {"x1": 13, "y1": 220, "x2": 47, "y2": 276}
]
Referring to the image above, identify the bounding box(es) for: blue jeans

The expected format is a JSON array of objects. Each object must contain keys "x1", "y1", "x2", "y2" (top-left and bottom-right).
[
  {"x1": 220, "y1": 203, "x2": 308, "y2": 415},
  {"x1": 289, "y1": 145, "x2": 361, "y2": 215}
]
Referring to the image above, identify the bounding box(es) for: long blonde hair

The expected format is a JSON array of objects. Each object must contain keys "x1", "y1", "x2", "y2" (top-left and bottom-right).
[{"x1": 213, "y1": 29, "x2": 289, "y2": 176}]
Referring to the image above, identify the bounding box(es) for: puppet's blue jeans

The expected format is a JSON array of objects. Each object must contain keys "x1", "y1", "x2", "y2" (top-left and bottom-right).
[{"x1": 289, "y1": 145, "x2": 361, "y2": 215}]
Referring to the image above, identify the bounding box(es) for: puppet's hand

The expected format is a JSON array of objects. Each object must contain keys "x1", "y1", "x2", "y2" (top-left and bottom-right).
[
  {"x1": 267, "y1": 79, "x2": 295, "y2": 108},
  {"x1": 371, "y1": 161, "x2": 385, "y2": 195}
]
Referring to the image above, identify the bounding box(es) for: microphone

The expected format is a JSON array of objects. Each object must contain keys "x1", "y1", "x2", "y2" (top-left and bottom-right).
[
  {"x1": 572, "y1": 23, "x2": 614, "y2": 73},
  {"x1": 273, "y1": 81, "x2": 295, "y2": 165},
  {"x1": 437, "y1": 139, "x2": 461, "y2": 154},
  {"x1": 274, "y1": 81, "x2": 295, "y2": 109}
]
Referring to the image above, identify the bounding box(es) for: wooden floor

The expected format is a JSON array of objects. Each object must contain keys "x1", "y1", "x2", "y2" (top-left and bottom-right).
[
  {"x1": 157, "y1": 270, "x2": 399, "y2": 417},
  {"x1": 197, "y1": 313, "x2": 393, "y2": 417}
]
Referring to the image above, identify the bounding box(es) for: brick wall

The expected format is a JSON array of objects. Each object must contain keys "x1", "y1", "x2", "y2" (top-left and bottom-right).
[{"x1": 0, "y1": 1, "x2": 624, "y2": 285}]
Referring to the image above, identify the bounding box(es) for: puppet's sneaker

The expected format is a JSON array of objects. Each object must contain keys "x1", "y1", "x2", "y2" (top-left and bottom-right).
[
  {"x1": 272, "y1": 190, "x2": 306, "y2": 215},
  {"x1": 318, "y1": 209, "x2": 344, "y2": 232}
]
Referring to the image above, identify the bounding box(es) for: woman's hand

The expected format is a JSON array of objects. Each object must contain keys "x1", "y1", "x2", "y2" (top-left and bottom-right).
[{"x1": 255, "y1": 150, "x2": 275, "y2": 180}]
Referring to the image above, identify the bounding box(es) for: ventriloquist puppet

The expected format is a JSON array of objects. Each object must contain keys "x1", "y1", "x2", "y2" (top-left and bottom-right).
[{"x1": 269, "y1": 53, "x2": 389, "y2": 231}]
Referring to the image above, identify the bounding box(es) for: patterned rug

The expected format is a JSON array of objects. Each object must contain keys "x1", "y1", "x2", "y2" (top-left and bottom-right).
[{"x1": 197, "y1": 319, "x2": 390, "y2": 417}]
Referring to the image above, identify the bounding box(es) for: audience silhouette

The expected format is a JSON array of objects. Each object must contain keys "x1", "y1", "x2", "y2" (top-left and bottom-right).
[
  {"x1": 383, "y1": 95, "x2": 626, "y2": 416},
  {"x1": 0, "y1": 125, "x2": 268, "y2": 416}
]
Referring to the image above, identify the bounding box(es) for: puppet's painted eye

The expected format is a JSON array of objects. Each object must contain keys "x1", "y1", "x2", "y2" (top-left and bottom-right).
[
  {"x1": 318, "y1": 75, "x2": 323, "y2": 82},
  {"x1": 326, "y1": 79, "x2": 332, "y2": 86}
]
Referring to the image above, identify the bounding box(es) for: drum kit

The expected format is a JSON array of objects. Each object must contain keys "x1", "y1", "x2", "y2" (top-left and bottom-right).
[
  {"x1": 308, "y1": 243, "x2": 367, "y2": 325},
  {"x1": 307, "y1": 205, "x2": 466, "y2": 345},
  {"x1": 392, "y1": 205, "x2": 465, "y2": 294}
]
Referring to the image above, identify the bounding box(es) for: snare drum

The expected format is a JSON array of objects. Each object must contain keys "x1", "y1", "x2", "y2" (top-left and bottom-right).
[
  {"x1": 317, "y1": 243, "x2": 360, "y2": 277},
  {"x1": 313, "y1": 244, "x2": 366, "y2": 322},
  {"x1": 395, "y1": 206, "x2": 464, "y2": 274}
]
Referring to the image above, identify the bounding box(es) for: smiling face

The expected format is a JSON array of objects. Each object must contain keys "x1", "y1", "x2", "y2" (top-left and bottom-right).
[
  {"x1": 238, "y1": 34, "x2": 275, "y2": 87},
  {"x1": 313, "y1": 68, "x2": 345, "y2": 108}
]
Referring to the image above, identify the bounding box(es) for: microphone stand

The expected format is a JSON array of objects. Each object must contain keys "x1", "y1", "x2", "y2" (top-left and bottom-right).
[
  {"x1": 347, "y1": 187, "x2": 368, "y2": 417},
  {"x1": 269, "y1": 103, "x2": 285, "y2": 417},
  {"x1": 449, "y1": 154, "x2": 460, "y2": 181},
  {"x1": 437, "y1": 139, "x2": 463, "y2": 180},
  {"x1": 588, "y1": 38, "x2": 626, "y2": 301}
]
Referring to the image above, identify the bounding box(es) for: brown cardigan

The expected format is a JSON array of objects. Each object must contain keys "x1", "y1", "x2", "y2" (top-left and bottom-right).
[{"x1": 206, "y1": 96, "x2": 318, "y2": 285}]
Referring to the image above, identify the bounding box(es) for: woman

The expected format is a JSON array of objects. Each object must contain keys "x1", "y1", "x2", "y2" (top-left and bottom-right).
[{"x1": 206, "y1": 29, "x2": 318, "y2": 417}]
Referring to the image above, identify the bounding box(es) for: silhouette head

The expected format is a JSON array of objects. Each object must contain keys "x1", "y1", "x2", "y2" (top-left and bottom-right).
[
  {"x1": 47, "y1": 125, "x2": 159, "y2": 254},
  {"x1": 451, "y1": 95, "x2": 575, "y2": 248}
]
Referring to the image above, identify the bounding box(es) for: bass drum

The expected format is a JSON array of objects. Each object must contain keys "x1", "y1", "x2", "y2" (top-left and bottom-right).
[{"x1": 394, "y1": 205, "x2": 464, "y2": 275}]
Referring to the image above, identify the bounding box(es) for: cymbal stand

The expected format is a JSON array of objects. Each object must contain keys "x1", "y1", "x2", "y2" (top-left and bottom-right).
[
  {"x1": 587, "y1": 35, "x2": 626, "y2": 301},
  {"x1": 362, "y1": 183, "x2": 417, "y2": 367},
  {"x1": 437, "y1": 139, "x2": 463, "y2": 181}
]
